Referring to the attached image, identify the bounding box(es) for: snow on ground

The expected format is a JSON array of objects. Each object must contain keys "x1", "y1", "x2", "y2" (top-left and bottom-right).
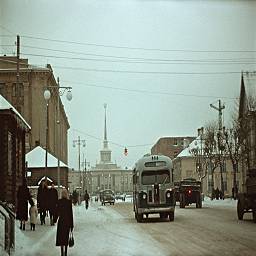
[
  {"x1": 12, "y1": 198, "x2": 240, "y2": 256},
  {"x1": 203, "y1": 196, "x2": 237, "y2": 208},
  {"x1": 14, "y1": 199, "x2": 167, "y2": 256}
]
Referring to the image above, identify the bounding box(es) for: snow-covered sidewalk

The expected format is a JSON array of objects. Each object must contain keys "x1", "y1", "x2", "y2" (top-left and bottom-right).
[{"x1": 14, "y1": 200, "x2": 168, "y2": 256}]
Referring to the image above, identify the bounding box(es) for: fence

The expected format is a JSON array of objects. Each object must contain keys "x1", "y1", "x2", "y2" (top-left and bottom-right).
[{"x1": 0, "y1": 201, "x2": 15, "y2": 255}]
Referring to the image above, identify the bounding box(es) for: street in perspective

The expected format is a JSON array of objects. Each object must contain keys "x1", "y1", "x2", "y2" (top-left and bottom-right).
[{"x1": 0, "y1": 1, "x2": 256, "y2": 256}]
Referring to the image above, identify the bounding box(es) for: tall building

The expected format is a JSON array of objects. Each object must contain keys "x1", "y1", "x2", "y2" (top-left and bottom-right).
[
  {"x1": 0, "y1": 56, "x2": 70, "y2": 163},
  {"x1": 69, "y1": 104, "x2": 132, "y2": 195}
]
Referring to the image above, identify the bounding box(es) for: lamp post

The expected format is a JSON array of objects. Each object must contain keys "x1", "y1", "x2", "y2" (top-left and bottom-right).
[
  {"x1": 43, "y1": 78, "x2": 72, "y2": 196},
  {"x1": 81, "y1": 154, "x2": 90, "y2": 194},
  {"x1": 43, "y1": 90, "x2": 51, "y2": 179},
  {"x1": 73, "y1": 136, "x2": 85, "y2": 202}
]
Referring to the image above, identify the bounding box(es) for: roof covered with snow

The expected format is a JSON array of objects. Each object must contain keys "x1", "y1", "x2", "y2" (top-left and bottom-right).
[
  {"x1": 0, "y1": 94, "x2": 31, "y2": 130},
  {"x1": 176, "y1": 136, "x2": 205, "y2": 158},
  {"x1": 26, "y1": 146, "x2": 68, "y2": 168}
]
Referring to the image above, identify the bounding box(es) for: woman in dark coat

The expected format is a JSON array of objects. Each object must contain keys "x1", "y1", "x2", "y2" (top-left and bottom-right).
[
  {"x1": 56, "y1": 188, "x2": 74, "y2": 256},
  {"x1": 37, "y1": 180, "x2": 49, "y2": 225},
  {"x1": 16, "y1": 178, "x2": 32, "y2": 230}
]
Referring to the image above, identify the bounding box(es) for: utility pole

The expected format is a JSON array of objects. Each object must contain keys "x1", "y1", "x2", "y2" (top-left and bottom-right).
[
  {"x1": 210, "y1": 99, "x2": 225, "y2": 196},
  {"x1": 73, "y1": 136, "x2": 85, "y2": 203}
]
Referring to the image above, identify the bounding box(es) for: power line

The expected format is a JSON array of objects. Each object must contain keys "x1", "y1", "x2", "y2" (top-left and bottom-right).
[
  {"x1": 21, "y1": 52, "x2": 256, "y2": 65},
  {"x1": 0, "y1": 26, "x2": 15, "y2": 36},
  {"x1": 20, "y1": 34, "x2": 256, "y2": 53},
  {"x1": 20, "y1": 45, "x2": 256, "y2": 63},
  {"x1": 53, "y1": 65, "x2": 242, "y2": 75},
  {"x1": 73, "y1": 129, "x2": 153, "y2": 148},
  {"x1": 62, "y1": 80, "x2": 237, "y2": 100},
  {"x1": 0, "y1": 58, "x2": 249, "y2": 78}
]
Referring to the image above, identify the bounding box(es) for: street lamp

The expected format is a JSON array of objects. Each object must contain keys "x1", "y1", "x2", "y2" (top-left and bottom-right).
[
  {"x1": 44, "y1": 78, "x2": 72, "y2": 196},
  {"x1": 43, "y1": 90, "x2": 51, "y2": 180},
  {"x1": 73, "y1": 136, "x2": 85, "y2": 202}
]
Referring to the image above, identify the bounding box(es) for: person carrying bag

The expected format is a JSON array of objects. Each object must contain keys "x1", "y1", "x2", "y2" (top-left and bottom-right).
[
  {"x1": 68, "y1": 231, "x2": 74, "y2": 247},
  {"x1": 55, "y1": 189, "x2": 74, "y2": 256}
]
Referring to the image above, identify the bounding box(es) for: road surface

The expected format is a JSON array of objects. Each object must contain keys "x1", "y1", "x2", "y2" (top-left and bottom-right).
[{"x1": 14, "y1": 198, "x2": 256, "y2": 256}]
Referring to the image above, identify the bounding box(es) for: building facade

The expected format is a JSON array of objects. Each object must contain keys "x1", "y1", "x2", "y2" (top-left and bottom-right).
[
  {"x1": 151, "y1": 136, "x2": 196, "y2": 160},
  {"x1": 0, "y1": 56, "x2": 70, "y2": 163},
  {"x1": 173, "y1": 137, "x2": 243, "y2": 197},
  {"x1": 68, "y1": 104, "x2": 133, "y2": 195}
]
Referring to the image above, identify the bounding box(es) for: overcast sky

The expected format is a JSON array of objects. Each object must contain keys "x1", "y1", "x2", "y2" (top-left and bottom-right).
[{"x1": 1, "y1": 0, "x2": 256, "y2": 170}]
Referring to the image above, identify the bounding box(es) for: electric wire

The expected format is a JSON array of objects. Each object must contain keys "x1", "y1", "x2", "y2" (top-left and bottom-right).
[
  {"x1": 62, "y1": 80, "x2": 237, "y2": 100},
  {"x1": 20, "y1": 52, "x2": 256, "y2": 65},
  {"x1": 19, "y1": 45, "x2": 256, "y2": 63},
  {"x1": 73, "y1": 128, "x2": 153, "y2": 148},
  {"x1": 20, "y1": 34, "x2": 256, "y2": 53}
]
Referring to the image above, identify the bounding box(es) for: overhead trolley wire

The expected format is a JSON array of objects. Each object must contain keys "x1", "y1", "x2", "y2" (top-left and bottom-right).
[
  {"x1": 20, "y1": 52, "x2": 256, "y2": 65},
  {"x1": 73, "y1": 128, "x2": 153, "y2": 148},
  {"x1": 21, "y1": 45, "x2": 256, "y2": 63},
  {"x1": 52, "y1": 65, "x2": 242, "y2": 75},
  {"x1": 20, "y1": 34, "x2": 256, "y2": 53},
  {"x1": 62, "y1": 80, "x2": 237, "y2": 100}
]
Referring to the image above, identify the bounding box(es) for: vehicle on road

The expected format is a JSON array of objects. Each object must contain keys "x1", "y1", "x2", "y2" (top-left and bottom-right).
[
  {"x1": 115, "y1": 193, "x2": 126, "y2": 201},
  {"x1": 132, "y1": 154, "x2": 175, "y2": 222},
  {"x1": 178, "y1": 178, "x2": 202, "y2": 208},
  {"x1": 101, "y1": 189, "x2": 115, "y2": 205}
]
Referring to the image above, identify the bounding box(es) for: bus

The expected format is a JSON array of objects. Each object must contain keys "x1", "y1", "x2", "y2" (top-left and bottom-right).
[{"x1": 132, "y1": 155, "x2": 175, "y2": 222}]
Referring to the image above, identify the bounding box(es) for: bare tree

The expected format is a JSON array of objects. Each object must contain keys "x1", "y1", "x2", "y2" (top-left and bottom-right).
[{"x1": 203, "y1": 122, "x2": 220, "y2": 198}]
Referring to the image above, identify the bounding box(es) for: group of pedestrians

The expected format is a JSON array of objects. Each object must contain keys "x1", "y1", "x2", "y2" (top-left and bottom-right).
[
  {"x1": 16, "y1": 178, "x2": 74, "y2": 256},
  {"x1": 37, "y1": 180, "x2": 58, "y2": 225}
]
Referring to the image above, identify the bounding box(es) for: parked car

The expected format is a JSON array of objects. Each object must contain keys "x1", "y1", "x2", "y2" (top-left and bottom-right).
[{"x1": 115, "y1": 193, "x2": 126, "y2": 201}]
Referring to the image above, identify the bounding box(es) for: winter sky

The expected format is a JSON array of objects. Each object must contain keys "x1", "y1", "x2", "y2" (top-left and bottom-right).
[{"x1": 0, "y1": 0, "x2": 256, "y2": 169}]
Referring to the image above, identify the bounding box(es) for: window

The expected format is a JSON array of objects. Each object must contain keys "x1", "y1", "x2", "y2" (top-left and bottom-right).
[
  {"x1": 223, "y1": 181, "x2": 227, "y2": 191},
  {"x1": 145, "y1": 161, "x2": 166, "y2": 167},
  {"x1": 12, "y1": 83, "x2": 24, "y2": 97},
  {"x1": 186, "y1": 170, "x2": 193, "y2": 177},
  {"x1": 0, "y1": 82, "x2": 5, "y2": 95},
  {"x1": 173, "y1": 138, "x2": 178, "y2": 146},
  {"x1": 142, "y1": 170, "x2": 170, "y2": 185}
]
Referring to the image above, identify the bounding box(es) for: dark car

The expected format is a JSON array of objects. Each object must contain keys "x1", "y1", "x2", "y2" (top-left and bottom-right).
[
  {"x1": 115, "y1": 193, "x2": 126, "y2": 201},
  {"x1": 101, "y1": 189, "x2": 115, "y2": 205},
  {"x1": 178, "y1": 178, "x2": 202, "y2": 208}
]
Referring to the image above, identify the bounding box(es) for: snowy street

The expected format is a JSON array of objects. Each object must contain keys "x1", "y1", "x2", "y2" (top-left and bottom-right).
[{"x1": 14, "y1": 198, "x2": 256, "y2": 256}]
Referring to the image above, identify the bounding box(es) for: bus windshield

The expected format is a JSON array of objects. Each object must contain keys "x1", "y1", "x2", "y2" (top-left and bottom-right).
[{"x1": 141, "y1": 170, "x2": 170, "y2": 185}]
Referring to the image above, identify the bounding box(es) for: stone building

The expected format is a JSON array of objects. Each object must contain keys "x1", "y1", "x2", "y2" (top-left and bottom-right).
[
  {"x1": 173, "y1": 137, "x2": 243, "y2": 197},
  {"x1": 151, "y1": 136, "x2": 196, "y2": 160},
  {"x1": 68, "y1": 104, "x2": 132, "y2": 195},
  {"x1": 0, "y1": 56, "x2": 70, "y2": 163}
]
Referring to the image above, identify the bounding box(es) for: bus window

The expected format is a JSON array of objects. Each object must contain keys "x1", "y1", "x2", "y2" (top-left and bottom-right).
[{"x1": 142, "y1": 170, "x2": 170, "y2": 185}]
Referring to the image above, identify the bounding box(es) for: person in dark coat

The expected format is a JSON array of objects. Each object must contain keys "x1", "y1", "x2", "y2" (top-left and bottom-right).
[
  {"x1": 56, "y1": 188, "x2": 74, "y2": 256},
  {"x1": 16, "y1": 178, "x2": 32, "y2": 230},
  {"x1": 84, "y1": 190, "x2": 90, "y2": 210},
  {"x1": 48, "y1": 182, "x2": 58, "y2": 225},
  {"x1": 37, "y1": 180, "x2": 49, "y2": 225}
]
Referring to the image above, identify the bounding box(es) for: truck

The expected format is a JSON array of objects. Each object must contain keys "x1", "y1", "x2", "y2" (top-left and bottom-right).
[{"x1": 178, "y1": 178, "x2": 202, "y2": 208}]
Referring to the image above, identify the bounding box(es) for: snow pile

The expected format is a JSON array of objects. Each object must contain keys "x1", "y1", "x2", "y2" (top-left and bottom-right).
[{"x1": 204, "y1": 197, "x2": 237, "y2": 208}]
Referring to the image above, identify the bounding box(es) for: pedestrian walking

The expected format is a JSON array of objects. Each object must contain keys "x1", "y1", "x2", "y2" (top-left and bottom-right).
[
  {"x1": 55, "y1": 188, "x2": 74, "y2": 256},
  {"x1": 37, "y1": 180, "x2": 49, "y2": 225},
  {"x1": 29, "y1": 198, "x2": 38, "y2": 231},
  {"x1": 16, "y1": 178, "x2": 32, "y2": 230},
  {"x1": 48, "y1": 182, "x2": 58, "y2": 225},
  {"x1": 84, "y1": 190, "x2": 90, "y2": 210}
]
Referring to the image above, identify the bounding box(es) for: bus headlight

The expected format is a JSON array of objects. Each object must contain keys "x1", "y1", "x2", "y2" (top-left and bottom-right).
[{"x1": 142, "y1": 193, "x2": 147, "y2": 200}]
